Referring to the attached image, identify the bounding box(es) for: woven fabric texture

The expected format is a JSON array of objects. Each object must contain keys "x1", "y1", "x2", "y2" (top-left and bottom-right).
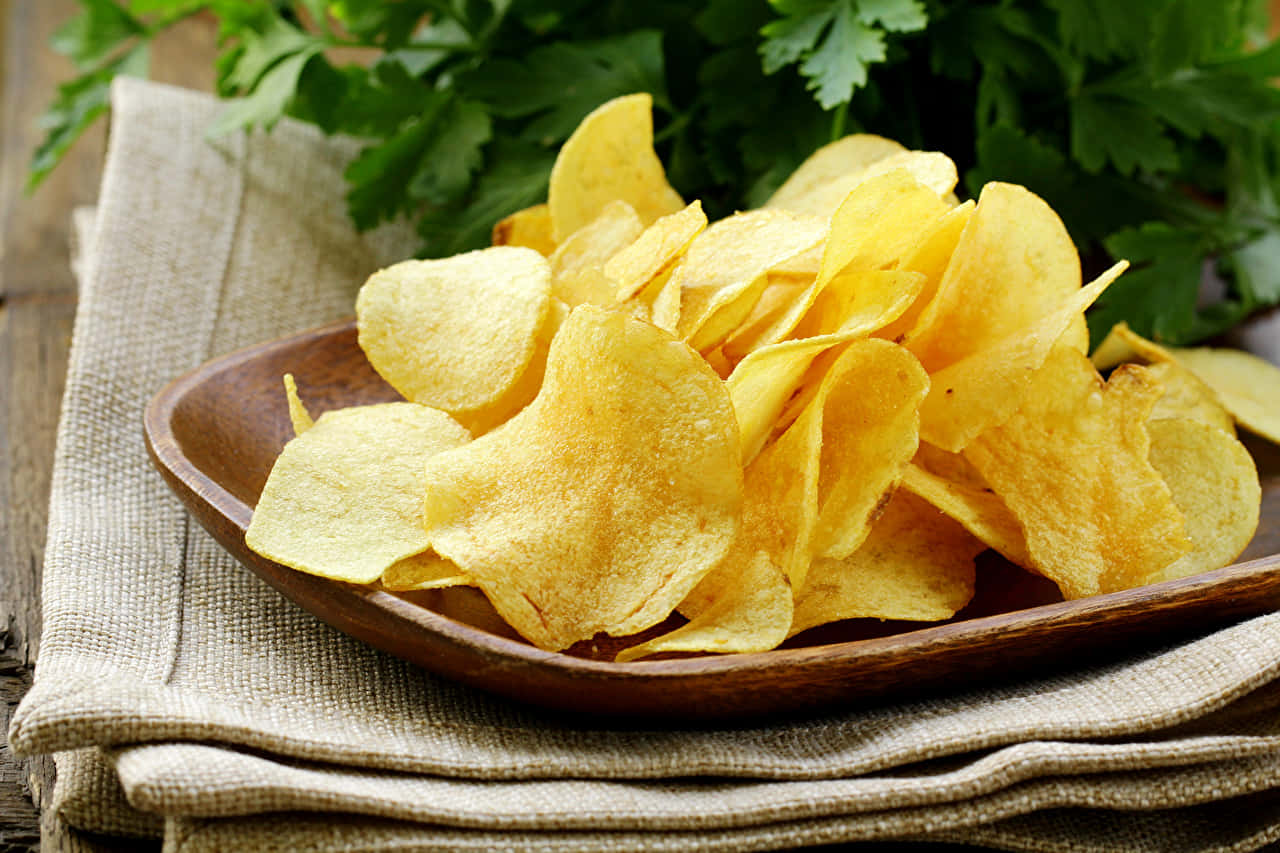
[{"x1": 8, "y1": 77, "x2": 1280, "y2": 850}]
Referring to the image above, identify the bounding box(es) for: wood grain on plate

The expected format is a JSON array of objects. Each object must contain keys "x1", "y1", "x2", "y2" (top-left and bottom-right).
[{"x1": 144, "y1": 318, "x2": 1280, "y2": 720}]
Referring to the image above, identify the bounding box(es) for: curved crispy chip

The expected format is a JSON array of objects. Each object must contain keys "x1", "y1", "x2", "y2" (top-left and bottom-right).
[
  {"x1": 791, "y1": 490, "x2": 978, "y2": 636},
  {"x1": 901, "y1": 463, "x2": 1031, "y2": 568},
  {"x1": 877, "y1": 200, "x2": 975, "y2": 345},
  {"x1": 674, "y1": 209, "x2": 826, "y2": 353},
  {"x1": 614, "y1": 550, "x2": 792, "y2": 661},
  {"x1": 356, "y1": 247, "x2": 551, "y2": 426},
  {"x1": 1145, "y1": 361, "x2": 1235, "y2": 434},
  {"x1": 422, "y1": 305, "x2": 743, "y2": 651},
  {"x1": 905, "y1": 182, "x2": 1086, "y2": 373},
  {"x1": 963, "y1": 348, "x2": 1191, "y2": 599},
  {"x1": 380, "y1": 552, "x2": 471, "y2": 592},
  {"x1": 283, "y1": 373, "x2": 313, "y2": 437},
  {"x1": 918, "y1": 261, "x2": 1125, "y2": 452},
  {"x1": 608, "y1": 201, "x2": 706, "y2": 301},
  {"x1": 764, "y1": 133, "x2": 906, "y2": 217},
  {"x1": 548, "y1": 93, "x2": 684, "y2": 242},
  {"x1": 492, "y1": 204, "x2": 556, "y2": 256},
  {"x1": 1166, "y1": 347, "x2": 1280, "y2": 444},
  {"x1": 548, "y1": 200, "x2": 644, "y2": 308},
  {"x1": 246, "y1": 403, "x2": 470, "y2": 584},
  {"x1": 1147, "y1": 418, "x2": 1260, "y2": 583}
]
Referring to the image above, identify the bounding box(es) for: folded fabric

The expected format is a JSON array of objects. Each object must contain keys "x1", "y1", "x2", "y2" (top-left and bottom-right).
[{"x1": 9, "y1": 77, "x2": 1280, "y2": 850}]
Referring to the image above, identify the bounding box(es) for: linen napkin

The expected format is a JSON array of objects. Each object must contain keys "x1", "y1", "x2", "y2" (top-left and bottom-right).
[{"x1": 8, "y1": 77, "x2": 1280, "y2": 852}]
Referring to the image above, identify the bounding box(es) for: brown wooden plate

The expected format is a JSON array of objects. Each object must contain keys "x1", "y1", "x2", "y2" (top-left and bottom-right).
[{"x1": 144, "y1": 317, "x2": 1280, "y2": 720}]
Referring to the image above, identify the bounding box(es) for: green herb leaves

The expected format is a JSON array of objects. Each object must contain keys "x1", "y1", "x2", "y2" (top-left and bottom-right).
[{"x1": 30, "y1": 0, "x2": 1280, "y2": 343}]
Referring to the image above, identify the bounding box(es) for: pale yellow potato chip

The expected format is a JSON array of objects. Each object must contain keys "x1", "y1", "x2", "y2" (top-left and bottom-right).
[
  {"x1": 614, "y1": 549, "x2": 792, "y2": 661},
  {"x1": 1091, "y1": 323, "x2": 1278, "y2": 443},
  {"x1": 963, "y1": 347, "x2": 1192, "y2": 599},
  {"x1": 876, "y1": 200, "x2": 975, "y2": 345},
  {"x1": 918, "y1": 261, "x2": 1125, "y2": 452},
  {"x1": 904, "y1": 182, "x2": 1086, "y2": 373},
  {"x1": 380, "y1": 552, "x2": 471, "y2": 591},
  {"x1": 421, "y1": 305, "x2": 742, "y2": 651},
  {"x1": 855, "y1": 150, "x2": 960, "y2": 199},
  {"x1": 548, "y1": 200, "x2": 645, "y2": 308},
  {"x1": 720, "y1": 273, "x2": 814, "y2": 362},
  {"x1": 729, "y1": 268, "x2": 924, "y2": 465},
  {"x1": 246, "y1": 403, "x2": 470, "y2": 584},
  {"x1": 737, "y1": 339, "x2": 928, "y2": 590},
  {"x1": 674, "y1": 209, "x2": 827, "y2": 353},
  {"x1": 1144, "y1": 361, "x2": 1236, "y2": 434},
  {"x1": 1147, "y1": 417, "x2": 1260, "y2": 583},
  {"x1": 900, "y1": 463, "x2": 1032, "y2": 568},
  {"x1": 1166, "y1": 346, "x2": 1280, "y2": 444},
  {"x1": 608, "y1": 201, "x2": 706, "y2": 301},
  {"x1": 283, "y1": 373, "x2": 313, "y2": 436},
  {"x1": 790, "y1": 490, "x2": 979, "y2": 636},
  {"x1": 492, "y1": 203, "x2": 556, "y2": 256},
  {"x1": 548, "y1": 93, "x2": 685, "y2": 242},
  {"x1": 723, "y1": 171, "x2": 946, "y2": 360},
  {"x1": 356, "y1": 247, "x2": 551, "y2": 425},
  {"x1": 763, "y1": 133, "x2": 906, "y2": 217}
]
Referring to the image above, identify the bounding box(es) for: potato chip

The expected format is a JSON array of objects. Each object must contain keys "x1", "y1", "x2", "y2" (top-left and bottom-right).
[
  {"x1": 380, "y1": 552, "x2": 471, "y2": 592},
  {"x1": 1164, "y1": 346, "x2": 1280, "y2": 444},
  {"x1": 876, "y1": 200, "x2": 975, "y2": 345},
  {"x1": 548, "y1": 200, "x2": 645, "y2": 308},
  {"x1": 723, "y1": 171, "x2": 946, "y2": 360},
  {"x1": 1092, "y1": 323, "x2": 1279, "y2": 443},
  {"x1": 1144, "y1": 361, "x2": 1235, "y2": 434},
  {"x1": 608, "y1": 201, "x2": 706, "y2": 301},
  {"x1": 462, "y1": 297, "x2": 569, "y2": 436},
  {"x1": 900, "y1": 463, "x2": 1032, "y2": 568},
  {"x1": 674, "y1": 209, "x2": 827, "y2": 353},
  {"x1": 1147, "y1": 418, "x2": 1260, "y2": 583},
  {"x1": 729, "y1": 268, "x2": 925, "y2": 465},
  {"x1": 246, "y1": 403, "x2": 470, "y2": 584},
  {"x1": 283, "y1": 373, "x2": 313, "y2": 436},
  {"x1": 963, "y1": 347, "x2": 1191, "y2": 599},
  {"x1": 614, "y1": 550, "x2": 792, "y2": 661},
  {"x1": 855, "y1": 150, "x2": 960, "y2": 199},
  {"x1": 764, "y1": 133, "x2": 906, "y2": 218},
  {"x1": 421, "y1": 305, "x2": 743, "y2": 651},
  {"x1": 790, "y1": 490, "x2": 978, "y2": 636},
  {"x1": 548, "y1": 93, "x2": 684, "y2": 242},
  {"x1": 357, "y1": 247, "x2": 551, "y2": 427},
  {"x1": 904, "y1": 182, "x2": 1087, "y2": 373},
  {"x1": 492, "y1": 203, "x2": 556, "y2": 256},
  {"x1": 918, "y1": 261, "x2": 1126, "y2": 452}
]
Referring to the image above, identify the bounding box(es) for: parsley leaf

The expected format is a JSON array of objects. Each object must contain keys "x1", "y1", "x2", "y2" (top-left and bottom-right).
[
  {"x1": 50, "y1": 0, "x2": 145, "y2": 70},
  {"x1": 1091, "y1": 223, "x2": 1208, "y2": 344}
]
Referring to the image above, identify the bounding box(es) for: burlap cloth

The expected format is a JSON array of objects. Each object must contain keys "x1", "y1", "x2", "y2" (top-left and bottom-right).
[{"x1": 7, "y1": 77, "x2": 1280, "y2": 852}]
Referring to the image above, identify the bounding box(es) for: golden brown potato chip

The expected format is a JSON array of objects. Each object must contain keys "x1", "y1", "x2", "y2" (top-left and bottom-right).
[
  {"x1": 790, "y1": 490, "x2": 979, "y2": 636},
  {"x1": 492, "y1": 204, "x2": 556, "y2": 256},
  {"x1": 283, "y1": 373, "x2": 313, "y2": 437},
  {"x1": 356, "y1": 247, "x2": 551, "y2": 428},
  {"x1": 548, "y1": 200, "x2": 645, "y2": 308},
  {"x1": 380, "y1": 552, "x2": 471, "y2": 592},
  {"x1": 904, "y1": 182, "x2": 1086, "y2": 373},
  {"x1": 1147, "y1": 418, "x2": 1260, "y2": 583},
  {"x1": 608, "y1": 201, "x2": 706, "y2": 301},
  {"x1": 247, "y1": 403, "x2": 470, "y2": 584},
  {"x1": 963, "y1": 347, "x2": 1191, "y2": 599},
  {"x1": 918, "y1": 261, "x2": 1126, "y2": 452},
  {"x1": 674, "y1": 209, "x2": 827, "y2": 353},
  {"x1": 900, "y1": 463, "x2": 1031, "y2": 568},
  {"x1": 548, "y1": 93, "x2": 684, "y2": 242},
  {"x1": 421, "y1": 305, "x2": 743, "y2": 651}
]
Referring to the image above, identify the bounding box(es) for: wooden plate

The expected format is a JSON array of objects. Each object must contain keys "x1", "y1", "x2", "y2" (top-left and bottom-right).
[{"x1": 144, "y1": 318, "x2": 1280, "y2": 720}]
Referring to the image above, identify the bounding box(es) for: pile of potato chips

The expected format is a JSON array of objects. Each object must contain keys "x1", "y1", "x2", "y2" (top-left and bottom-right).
[{"x1": 246, "y1": 94, "x2": 1277, "y2": 660}]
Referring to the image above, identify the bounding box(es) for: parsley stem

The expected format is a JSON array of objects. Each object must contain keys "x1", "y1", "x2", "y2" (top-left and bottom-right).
[{"x1": 830, "y1": 105, "x2": 847, "y2": 142}]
